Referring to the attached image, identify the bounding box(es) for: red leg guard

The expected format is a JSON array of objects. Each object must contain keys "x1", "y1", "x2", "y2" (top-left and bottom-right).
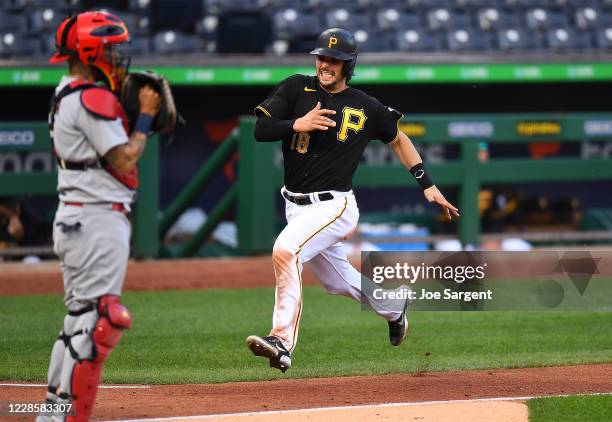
[{"x1": 67, "y1": 296, "x2": 132, "y2": 422}]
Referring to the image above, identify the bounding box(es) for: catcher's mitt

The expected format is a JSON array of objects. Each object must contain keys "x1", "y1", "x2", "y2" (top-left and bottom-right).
[{"x1": 121, "y1": 70, "x2": 179, "y2": 134}]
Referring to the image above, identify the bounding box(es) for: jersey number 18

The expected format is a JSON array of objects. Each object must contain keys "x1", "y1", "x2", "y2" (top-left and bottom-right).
[{"x1": 290, "y1": 132, "x2": 310, "y2": 154}]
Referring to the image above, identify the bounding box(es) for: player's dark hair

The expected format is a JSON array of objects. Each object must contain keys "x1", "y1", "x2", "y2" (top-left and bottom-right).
[{"x1": 344, "y1": 57, "x2": 357, "y2": 82}]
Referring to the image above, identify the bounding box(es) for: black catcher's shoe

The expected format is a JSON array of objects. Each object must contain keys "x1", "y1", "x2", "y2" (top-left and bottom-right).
[
  {"x1": 246, "y1": 335, "x2": 292, "y2": 373},
  {"x1": 388, "y1": 295, "x2": 410, "y2": 346}
]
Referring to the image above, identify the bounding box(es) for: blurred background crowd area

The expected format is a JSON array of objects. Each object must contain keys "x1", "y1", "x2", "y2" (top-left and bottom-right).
[
  {"x1": 1, "y1": 0, "x2": 612, "y2": 260},
  {"x1": 2, "y1": 0, "x2": 612, "y2": 58}
]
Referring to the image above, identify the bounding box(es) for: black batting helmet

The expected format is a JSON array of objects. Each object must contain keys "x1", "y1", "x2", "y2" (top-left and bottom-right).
[{"x1": 310, "y1": 28, "x2": 358, "y2": 82}]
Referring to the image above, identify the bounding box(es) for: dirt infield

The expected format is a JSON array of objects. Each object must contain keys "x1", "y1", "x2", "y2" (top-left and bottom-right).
[
  {"x1": 3, "y1": 252, "x2": 612, "y2": 296},
  {"x1": 0, "y1": 258, "x2": 300, "y2": 295},
  {"x1": 1, "y1": 258, "x2": 611, "y2": 421},
  {"x1": 1, "y1": 364, "x2": 611, "y2": 421}
]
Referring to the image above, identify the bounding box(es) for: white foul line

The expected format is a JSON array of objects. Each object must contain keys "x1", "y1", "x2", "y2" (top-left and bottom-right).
[
  {"x1": 108, "y1": 391, "x2": 612, "y2": 422},
  {"x1": 0, "y1": 383, "x2": 150, "y2": 389}
]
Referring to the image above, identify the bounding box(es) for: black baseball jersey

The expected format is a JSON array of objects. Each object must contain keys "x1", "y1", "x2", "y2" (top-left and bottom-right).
[{"x1": 255, "y1": 74, "x2": 403, "y2": 193}]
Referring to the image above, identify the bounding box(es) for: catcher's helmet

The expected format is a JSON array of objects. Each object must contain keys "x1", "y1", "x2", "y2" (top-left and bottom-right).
[
  {"x1": 310, "y1": 28, "x2": 358, "y2": 82},
  {"x1": 50, "y1": 11, "x2": 130, "y2": 92}
]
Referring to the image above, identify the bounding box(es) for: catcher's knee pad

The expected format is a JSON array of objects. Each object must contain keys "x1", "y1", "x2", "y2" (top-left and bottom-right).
[{"x1": 68, "y1": 295, "x2": 131, "y2": 422}]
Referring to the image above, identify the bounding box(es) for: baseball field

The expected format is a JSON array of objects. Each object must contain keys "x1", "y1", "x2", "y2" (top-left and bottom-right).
[{"x1": 1, "y1": 257, "x2": 611, "y2": 421}]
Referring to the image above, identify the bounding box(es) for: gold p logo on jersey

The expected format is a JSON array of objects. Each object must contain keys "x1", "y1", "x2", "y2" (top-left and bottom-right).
[
  {"x1": 338, "y1": 107, "x2": 366, "y2": 142},
  {"x1": 328, "y1": 37, "x2": 338, "y2": 48}
]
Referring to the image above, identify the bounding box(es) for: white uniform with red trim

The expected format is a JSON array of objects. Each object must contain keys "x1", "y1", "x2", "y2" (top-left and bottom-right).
[
  {"x1": 38, "y1": 75, "x2": 134, "y2": 422},
  {"x1": 52, "y1": 75, "x2": 133, "y2": 310}
]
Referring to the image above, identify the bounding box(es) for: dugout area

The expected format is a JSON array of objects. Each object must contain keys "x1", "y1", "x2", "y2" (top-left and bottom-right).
[{"x1": 2, "y1": 80, "x2": 612, "y2": 258}]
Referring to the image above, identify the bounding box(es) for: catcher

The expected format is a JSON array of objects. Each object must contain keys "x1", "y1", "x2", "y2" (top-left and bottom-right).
[{"x1": 38, "y1": 11, "x2": 176, "y2": 421}]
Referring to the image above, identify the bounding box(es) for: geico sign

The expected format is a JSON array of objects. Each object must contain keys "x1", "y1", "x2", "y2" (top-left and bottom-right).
[
  {"x1": 0, "y1": 152, "x2": 53, "y2": 173},
  {"x1": 0, "y1": 130, "x2": 35, "y2": 146}
]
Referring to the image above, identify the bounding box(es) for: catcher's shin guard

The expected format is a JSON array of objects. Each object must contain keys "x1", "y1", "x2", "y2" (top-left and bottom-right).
[
  {"x1": 39, "y1": 305, "x2": 97, "y2": 422},
  {"x1": 68, "y1": 295, "x2": 132, "y2": 422},
  {"x1": 46, "y1": 335, "x2": 67, "y2": 398}
]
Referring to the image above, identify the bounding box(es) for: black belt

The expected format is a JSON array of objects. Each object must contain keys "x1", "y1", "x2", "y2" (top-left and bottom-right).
[
  {"x1": 57, "y1": 157, "x2": 102, "y2": 170},
  {"x1": 68, "y1": 303, "x2": 94, "y2": 316},
  {"x1": 283, "y1": 190, "x2": 334, "y2": 206}
]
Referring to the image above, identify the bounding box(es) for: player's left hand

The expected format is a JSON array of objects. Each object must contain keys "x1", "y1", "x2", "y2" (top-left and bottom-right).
[{"x1": 423, "y1": 185, "x2": 460, "y2": 220}]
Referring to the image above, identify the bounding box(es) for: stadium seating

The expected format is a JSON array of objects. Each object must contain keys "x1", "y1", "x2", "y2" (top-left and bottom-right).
[
  {"x1": 272, "y1": 8, "x2": 322, "y2": 39},
  {"x1": 396, "y1": 29, "x2": 443, "y2": 52},
  {"x1": 195, "y1": 14, "x2": 219, "y2": 42},
  {"x1": 447, "y1": 29, "x2": 492, "y2": 51},
  {"x1": 453, "y1": 0, "x2": 503, "y2": 8},
  {"x1": 204, "y1": 0, "x2": 264, "y2": 14},
  {"x1": 353, "y1": 29, "x2": 393, "y2": 52},
  {"x1": 2, "y1": 0, "x2": 612, "y2": 59},
  {"x1": 4, "y1": 0, "x2": 63, "y2": 12},
  {"x1": 124, "y1": 36, "x2": 151, "y2": 56},
  {"x1": 575, "y1": 7, "x2": 612, "y2": 30},
  {"x1": 72, "y1": 0, "x2": 129, "y2": 11},
  {"x1": 0, "y1": 32, "x2": 43, "y2": 57},
  {"x1": 426, "y1": 8, "x2": 471, "y2": 31},
  {"x1": 324, "y1": 9, "x2": 372, "y2": 33},
  {"x1": 477, "y1": 8, "x2": 521, "y2": 31},
  {"x1": 595, "y1": 27, "x2": 612, "y2": 49},
  {"x1": 117, "y1": 10, "x2": 150, "y2": 36},
  {"x1": 545, "y1": 27, "x2": 591, "y2": 50},
  {"x1": 29, "y1": 8, "x2": 65, "y2": 34},
  {"x1": 496, "y1": 28, "x2": 541, "y2": 51},
  {"x1": 148, "y1": 0, "x2": 203, "y2": 32},
  {"x1": 216, "y1": 10, "x2": 272, "y2": 53},
  {"x1": 152, "y1": 30, "x2": 201, "y2": 54},
  {"x1": 525, "y1": 8, "x2": 570, "y2": 31},
  {"x1": 0, "y1": 10, "x2": 28, "y2": 33},
  {"x1": 270, "y1": 8, "x2": 321, "y2": 53},
  {"x1": 407, "y1": 0, "x2": 453, "y2": 8},
  {"x1": 376, "y1": 9, "x2": 420, "y2": 32}
]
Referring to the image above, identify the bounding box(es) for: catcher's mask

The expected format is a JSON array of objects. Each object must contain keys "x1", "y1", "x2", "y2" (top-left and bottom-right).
[
  {"x1": 50, "y1": 11, "x2": 131, "y2": 93},
  {"x1": 310, "y1": 28, "x2": 358, "y2": 82}
]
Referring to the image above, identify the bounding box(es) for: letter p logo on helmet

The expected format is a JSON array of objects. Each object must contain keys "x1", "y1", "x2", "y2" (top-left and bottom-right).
[{"x1": 328, "y1": 36, "x2": 338, "y2": 48}]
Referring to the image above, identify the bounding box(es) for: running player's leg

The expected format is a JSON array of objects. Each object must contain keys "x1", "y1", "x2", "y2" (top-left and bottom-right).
[
  {"x1": 270, "y1": 194, "x2": 358, "y2": 352},
  {"x1": 306, "y1": 244, "x2": 404, "y2": 322}
]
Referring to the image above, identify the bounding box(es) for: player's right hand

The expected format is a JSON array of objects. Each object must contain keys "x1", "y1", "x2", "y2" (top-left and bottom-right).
[
  {"x1": 138, "y1": 85, "x2": 162, "y2": 117},
  {"x1": 293, "y1": 102, "x2": 336, "y2": 132}
]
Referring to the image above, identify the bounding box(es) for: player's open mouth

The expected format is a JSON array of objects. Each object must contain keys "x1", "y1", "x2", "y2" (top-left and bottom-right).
[{"x1": 319, "y1": 70, "x2": 335, "y2": 82}]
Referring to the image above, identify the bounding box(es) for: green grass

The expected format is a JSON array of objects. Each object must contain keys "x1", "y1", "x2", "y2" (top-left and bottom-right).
[
  {"x1": 528, "y1": 394, "x2": 612, "y2": 422},
  {"x1": 1, "y1": 287, "x2": 611, "y2": 384}
]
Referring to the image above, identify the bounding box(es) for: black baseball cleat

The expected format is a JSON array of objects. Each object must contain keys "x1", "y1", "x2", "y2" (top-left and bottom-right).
[
  {"x1": 388, "y1": 296, "x2": 410, "y2": 346},
  {"x1": 246, "y1": 335, "x2": 292, "y2": 373}
]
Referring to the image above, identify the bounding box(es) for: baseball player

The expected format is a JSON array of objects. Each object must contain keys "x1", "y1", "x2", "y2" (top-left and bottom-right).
[
  {"x1": 38, "y1": 11, "x2": 160, "y2": 421},
  {"x1": 246, "y1": 28, "x2": 459, "y2": 372}
]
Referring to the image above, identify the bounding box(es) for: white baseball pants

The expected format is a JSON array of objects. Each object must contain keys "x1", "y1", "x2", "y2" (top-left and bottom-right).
[{"x1": 270, "y1": 187, "x2": 402, "y2": 352}]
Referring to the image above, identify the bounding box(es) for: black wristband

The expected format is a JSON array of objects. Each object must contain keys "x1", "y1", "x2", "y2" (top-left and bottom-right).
[{"x1": 410, "y1": 163, "x2": 434, "y2": 190}]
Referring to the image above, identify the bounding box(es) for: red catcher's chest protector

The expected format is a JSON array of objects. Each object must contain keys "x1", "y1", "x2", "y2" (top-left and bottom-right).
[{"x1": 49, "y1": 80, "x2": 138, "y2": 190}]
